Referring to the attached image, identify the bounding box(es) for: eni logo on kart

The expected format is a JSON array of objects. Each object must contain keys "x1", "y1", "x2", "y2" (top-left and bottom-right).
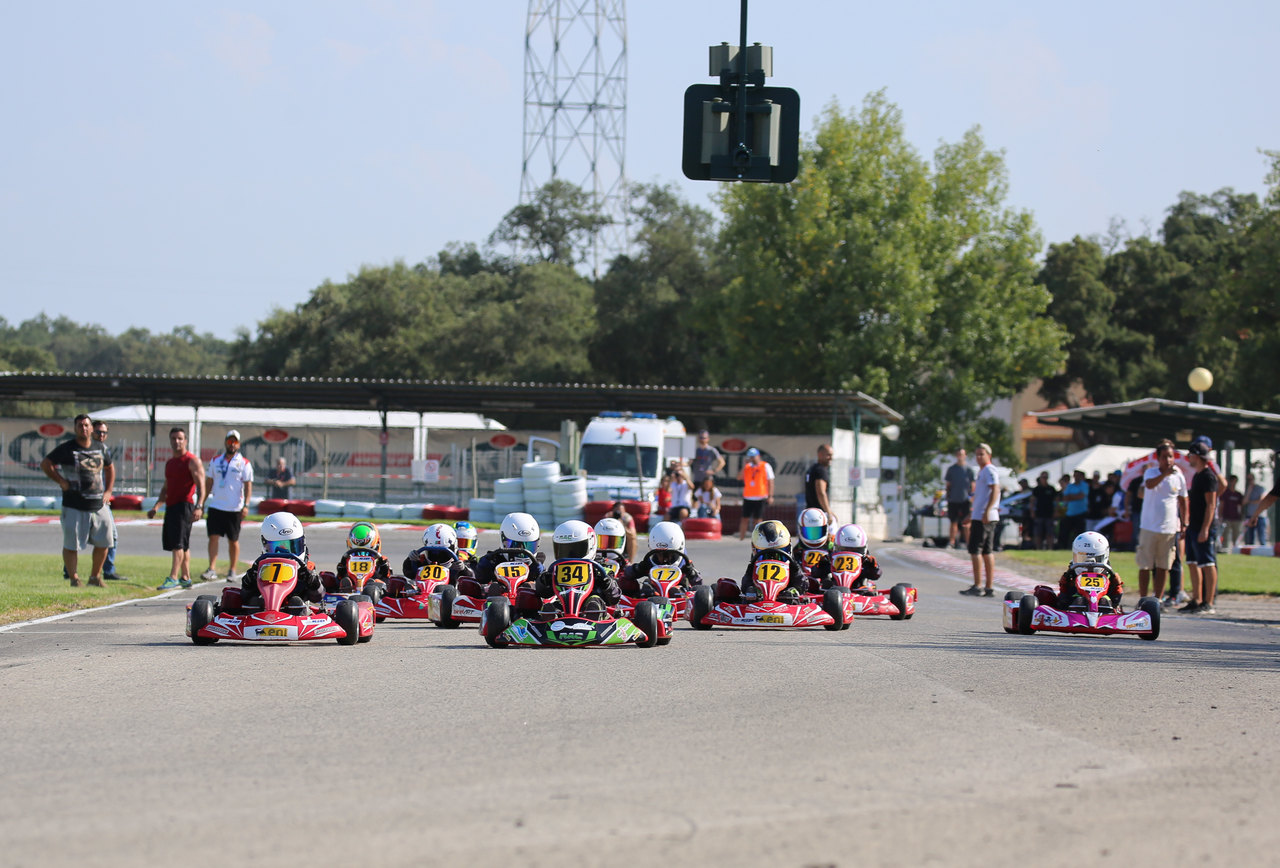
[
  {"x1": 255, "y1": 627, "x2": 289, "y2": 637},
  {"x1": 759, "y1": 614, "x2": 786, "y2": 624}
]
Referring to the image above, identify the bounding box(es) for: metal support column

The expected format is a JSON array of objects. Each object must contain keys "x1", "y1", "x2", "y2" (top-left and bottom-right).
[{"x1": 379, "y1": 406, "x2": 389, "y2": 503}]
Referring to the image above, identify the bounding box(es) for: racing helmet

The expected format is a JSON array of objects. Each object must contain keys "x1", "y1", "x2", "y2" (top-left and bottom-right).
[
  {"x1": 797, "y1": 508, "x2": 830, "y2": 547},
  {"x1": 553, "y1": 519, "x2": 597, "y2": 561},
  {"x1": 261, "y1": 511, "x2": 306, "y2": 557},
  {"x1": 648, "y1": 520, "x2": 686, "y2": 565},
  {"x1": 421, "y1": 523, "x2": 459, "y2": 555},
  {"x1": 1072, "y1": 531, "x2": 1110, "y2": 566},
  {"x1": 593, "y1": 516, "x2": 626, "y2": 555},
  {"x1": 500, "y1": 512, "x2": 540, "y2": 554},
  {"x1": 751, "y1": 520, "x2": 790, "y2": 553},
  {"x1": 453, "y1": 521, "x2": 479, "y2": 556},
  {"x1": 833, "y1": 523, "x2": 868, "y2": 555},
  {"x1": 347, "y1": 521, "x2": 381, "y2": 553}
]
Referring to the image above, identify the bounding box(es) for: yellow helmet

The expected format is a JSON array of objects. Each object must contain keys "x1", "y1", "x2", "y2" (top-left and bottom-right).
[{"x1": 751, "y1": 520, "x2": 790, "y2": 552}]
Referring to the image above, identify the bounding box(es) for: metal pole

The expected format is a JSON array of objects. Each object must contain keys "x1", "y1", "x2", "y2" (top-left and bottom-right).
[
  {"x1": 323, "y1": 433, "x2": 330, "y2": 500},
  {"x1": 851, "y1": 408, "x2": 862, "y2": 522},
  {"x1": 633, "y1": 433, "x2": 646, "y2": 502},
  {"x1": 471, "y1": 437, "x2": 479, "y2": 501},
  {"x1": 734, "y1": 0, "x2": 749, "y2": 158},
  {"x1": 379, "y1": 406, "x2": 389, "y2": 503},
  {"x1": 146, "y1": 402, "x2": 157, "y2": 496}
]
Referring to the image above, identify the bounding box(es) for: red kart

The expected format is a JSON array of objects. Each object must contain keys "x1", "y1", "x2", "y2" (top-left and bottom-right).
[
  {"x1": 820, "y1": 551, "x2": 917, "y2": 620},
  {"x1": 374, "y1": 563, "x2": 452, "y2": 621},
  {"x1": 186, "y1": 556, "x2": 374, "y2": 645},
  {"x1": 319, "y1": 548, "x2": 389, "y2": 618},
  {"x1": 429, "y1": 558, "x2": 541, "y2": 629},
  {"x1": 1003, "y1": 563, "x2": 1159, "y2": 640},
  {"x1": 691, "y1": 558, "x2": 849, "y2": 630}
]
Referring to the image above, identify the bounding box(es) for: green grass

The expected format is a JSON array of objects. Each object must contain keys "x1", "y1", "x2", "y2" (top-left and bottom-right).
[
  {"x1": 999, "y1": 549, "x2": 1280, "y2": 595},
  {"x1": 0, "y1": 554, "x2": 186, "y2": 626}
]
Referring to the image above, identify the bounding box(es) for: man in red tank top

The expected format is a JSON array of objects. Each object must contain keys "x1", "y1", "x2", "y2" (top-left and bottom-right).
[{"x1": 147, "y1": 428, "x2": 207, "y2": 589}]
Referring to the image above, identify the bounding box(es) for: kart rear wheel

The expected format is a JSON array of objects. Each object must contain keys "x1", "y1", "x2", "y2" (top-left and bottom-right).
[
  {"x1": 650, "y1": 596, "x2": 672, "y2": 646},
  {"x1": 482, "y1": 598, "x2": 511, "y2": 648},
  {"x1": 822, "y1": 587, "x2": 845, "y2": 631},
  {"x1": 334, "y1": 600, "x2": 361, "y2": 646},
  {"x1": 190, "y1": 598, "x2": 218, "y2": 646},
  {"x1": 888, "y1": 584, "x2": 910, "y2": 621},
  {"x1": 1018, "y1": 594, "x2": 1037, "y2": 635},
  {"x1": 364, "y1": 582, "x2": 386, "y2": 622},
  {"x1": 691, "y1": 585, "x2": 715, "y2": 630},
  {"x1": 1138, "y1": 596, "x2": 1161, "y2": 641},
  {"x1": 634, "y1": 600, "x2": 660, "y2": 648},
  {"x1": 1003, "y1": 590, "x2": 1020, "y2": 632},
  {"x1": 434, "y1": 584, "x2": 461, "y2": 629}
]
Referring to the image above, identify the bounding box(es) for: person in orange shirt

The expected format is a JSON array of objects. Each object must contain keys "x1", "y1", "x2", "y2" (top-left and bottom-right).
[{"x1": 737, "y1": 447, "x2": 775, "y2": 540}]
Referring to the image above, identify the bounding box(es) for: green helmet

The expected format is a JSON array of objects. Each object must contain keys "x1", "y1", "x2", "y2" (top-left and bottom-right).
[{"x1": 347, "y1": 521, "x2": 381, "y2": 552}]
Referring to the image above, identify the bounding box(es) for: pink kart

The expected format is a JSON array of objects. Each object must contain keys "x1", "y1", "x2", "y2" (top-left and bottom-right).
[
  {"x1": 818, "y1": 551, "x2": 917, "y2": 620},
  {"x1": 1003, "y1": 563, "x2": 1159, "y2": 640}
]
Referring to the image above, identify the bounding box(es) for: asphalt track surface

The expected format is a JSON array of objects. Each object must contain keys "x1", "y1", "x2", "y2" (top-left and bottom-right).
[{"x1": 3, "y1": 522, "x2": 1280, "y2": 867}]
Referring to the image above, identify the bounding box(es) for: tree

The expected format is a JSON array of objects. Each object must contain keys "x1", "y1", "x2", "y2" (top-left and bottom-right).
[
  {"x1": 709, "y1": 93, "x2": 1066, "y2": 463},
  {"x1": 489, "y1": 180, "x2": 610, "y2": 267}
]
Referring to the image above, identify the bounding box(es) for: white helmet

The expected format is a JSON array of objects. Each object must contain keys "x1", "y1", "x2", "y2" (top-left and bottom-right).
[
  {"x1": 421, "y1": 523, "x2": 458, "y2": 555},
  {"x1": 261, "y1": 511, "x2": 306, "y2": 557},
  {"x1": 1072, "y1": 531, "x2": 1109, "y2": 565},
  {"x1": 797, "y1": 508, "x2": 830, "y2": 547},
  {"x1": 594, "y1": 517, "x2": 626, "y2": 555},
  {"x1": 834, "y1": 523, "x2": 868, "y2": 554},
  {"x1": 553, "y1": 519, "x2": 596, "y2": 560},
  {"x1": 500, "y1": 512, "x2": 540, "y2": 553},
  {"x1": 648, "y1": 520, "x2": 686, "y2": 565}
]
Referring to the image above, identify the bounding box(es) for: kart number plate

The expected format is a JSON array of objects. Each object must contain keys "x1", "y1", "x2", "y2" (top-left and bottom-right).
[
  {"x1": 649, "y1": 566, "x2": 680, "y2": 584},
  {"x1": 754, "y1": 561, "x2": 788, "y2": 583},
  {"x1": 258, "y1": 560, "x2": 298, "y2": 584},
  {"x1": 832, "y1": 553, "x2": 861, "y2": 572},
  {"x1": 495, "y1": 562, "x2": 529, "y2": 580},
  {"x1": 803, "y1": 550, "x2": 825, "y2": 567},
  {"x1": 419, "y1": 564, "x2": 448, "y2": 582},
  {"x1": 555, "y1": 561, "x2": 592, "y2": 587},
  {"x1": 348, "y1": 557, "x2": 374, "y2": 575},
  {"x1": 760, "y1": 614, "x2": 786, "y2": 624},
  {"x1": 1076, "y1": 572, "x2": 1107, "y2": 590}
]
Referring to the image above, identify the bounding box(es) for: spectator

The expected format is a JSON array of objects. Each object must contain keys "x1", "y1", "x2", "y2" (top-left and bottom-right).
[
  {"x1": 40, "y1": 414, "x2": 115, "y2": 587},
  {"x1": 1181, "y1": 441, "x2": 1220, "y2": 614},
  {"x1": 1086, "y1": 471, "x2": 1110, "y2": 533},
  {"x1": 1030, "y1": 471, "x2": 1057, "y2": 550},
  {"x1": 1136, "y1": 439, "x2": 1187, "y2": 599},
  {"x1": 1062, "y1": 470, "x2": 1090, "y2": 542},
  {"x1": 266, "y1": 456, "x2": 296, "y2": 501},
  {"x1": 665, "y1": 461, "x2": 693, "y2": 524},
  {"x1": 608, "y1": 501, "x2": 638, "y2": 562},
  {"x1": 1244, "y1": 478, "x2": 1279, "y2": 542},
  {"x1": 694, "y1": 476, "x2": 722, "y2": 520},
  {"x1": 737, "y1": 447, "x2": 774, "y2": 540},
  {"x1": 689, "y1": 430, "x2": 726, "y2": 485},
  {"x1": 1219, "y1": 474, "x2": 1244, "y2": 551},
  {"x1": 1094, "y1": 480, "x2": 1121, "y2": 543},
  {"x1": 201, "y1": 429, "x2": 254, "y2": 581},
  {"x1": 804, "y1": 443, "x2": 836, "y2": 527},
  {"x1": 960, "y1": 443, "x2": 1000, "y2": 597},
  {"x1": 944, "y1": 448, "x2": 975, "y2": 549},
  {"x1": 1243, "y1": 473, "x2": 1269, "y2": 546},
  {"x1": 89, "y1": 420, "x2": 129, "y2": 581},
  {"x1": 1015, "y1": 478, "x2": 1034, "y2": 548},
  {"x1": 148, "y1": 428, "x2": 207, "y2": 590}
]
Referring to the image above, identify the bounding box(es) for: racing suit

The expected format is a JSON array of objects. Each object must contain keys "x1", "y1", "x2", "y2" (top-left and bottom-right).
[
  {"x1": 792, "y1": 541, "x2": 834, "y2": 585},
  {"x1": 535, "y1": 558, "x2": 622, "y2": 610},
  {"x1": 1056, "y1": 563, "x2": 1124, "y2": 609},
  {"x1": 332, "y1": 548, "x2": 392, "y2": 589},
  {"x1": 622, "y1": 551, "x2": 702, "y2": 595},
  {"x1": 812, "y1": 547, "x2": 883, "y2": 590},
  {"x1": 401, "y1": 547, "x2": 475, "y2": 594},
  {"x1": 740, "y1": 548, "x2": 809, "y2": 600},
  {"x1": 240, "y1": 552, "x2": 323, "y2": 608}
]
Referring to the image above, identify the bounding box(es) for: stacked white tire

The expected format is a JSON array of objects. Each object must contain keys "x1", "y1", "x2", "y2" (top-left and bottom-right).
[
  {"x1": 522, "y1": 462, "x2": 559, "y2": 529},
  {"x1": 551, "y1": 476, "x2": 588, "y2": 524},
  {"x1": 314, "y1": 499, "x2": 345, "y2": 517},
  {"x1": 468, "y1": 497, "x2": 496, "y2": 525},
  {"x1": 493, "y1": 477, "x2": 526, "y2": 522}
]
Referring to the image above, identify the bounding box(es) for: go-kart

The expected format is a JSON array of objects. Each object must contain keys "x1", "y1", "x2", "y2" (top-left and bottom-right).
[
  {"x1": 374, "y1": 563, "x2": 453, "y2": 621},
  {"x1": 480, "y1": 558, "x2": 668, "y2": 648},
  {"x1": 615, "y1": 563, "x2": 688, "y2": 645},
  {"x1": 319, "y1": 548, "x2": 388, "y2": 620},
  {"x1": 818, "y1": 550, "x2": 917, "y2": 620},
  {"x1": 1003, "y1": 563, "x2": 1159, "y2": 640},
  {"x1": 690, "y1": 558, "x2": 848, "y2": 630},
  {"x1": 186, "y1": 556, "x2": 374, "y2": 645},
  {"x1": 429, "y1": 557, "x2": 539, "y2": 629}
]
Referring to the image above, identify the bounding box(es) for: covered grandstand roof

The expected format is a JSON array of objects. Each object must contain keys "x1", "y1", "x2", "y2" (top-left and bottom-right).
[{"x1": 1030, "y1": 398, "x2": 1280, "y2": 450}]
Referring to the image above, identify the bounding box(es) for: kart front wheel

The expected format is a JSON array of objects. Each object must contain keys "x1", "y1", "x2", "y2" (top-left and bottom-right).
[
  {"x1": 1138, "y1": 596, "x2": 1161, "y2": 641},
  {"x1": 434, "y1": 584, "x2": 461, "y2": 628},
  {"x1": 334, "y1": 600, "x2": 361, "y2": 646},
  {"x1": 482, "y1": 598, "x2": 511, "y2": 648},
  {"x1": 690, "y1": 585, "x2": 715, "y2": 630},
  {"x1": 633, "y1": 600, "x2": 660, "y2": 648},
  {"x1": 650, "y1": 596, "x2": 673, "y2": 646},
  {"x1": 888, "y1": 584, "x2": 910, "y2": 621},
  {"x1": 190, "y1": 598, "x2": 218, "y2": 646},
  {"x1": 364, "y1": 582, "x2": 386, "y2": 622},
  {"x1": 1003, "y1": 591, "x2": 1020, "y2": 633},
  {"x1": 1018, "y1": 594, "x2": 1037, "y2": 635},
  {"x1": 822, "y1": 588, "x2": 845, "y2": 631}
]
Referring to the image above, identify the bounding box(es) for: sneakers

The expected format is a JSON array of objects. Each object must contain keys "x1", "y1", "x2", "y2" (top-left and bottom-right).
[
  {"x1": 1177, "y1": 601, "x2": 1201, "y2": 614},
  {"x1": 157, "y1": 577, "x2": 183, "y2": 590},
  {"x1": 179, "y1": 578, "x2": 193, "y2": 589},
  {"x1": 68, "y1": 577, "x2": 82, "y2": 587},
  {"x1": 103, "y1": 572, "x2": 128, "y2": 581},
  {"x1": 983, "y1": 588, "x2": 995, "y2": 597},
  {"x1": 225, "y1": 571, "x2": 240, "y2": 583},
  {"x1": 959, "y1": 585, "x2": 983, "y2": 596},
  {"x1": 1160, "y1": 595, "x2": 1176, "y2": 611},
  {"x1": 87, "y1": 577, "x2": 106, "y2": 588},
  {"x1": 1196, "y1": 604, "x2": 1216, "y2": 615},
  {"x1": 200, "y1": 568, "x2": 218, "y2": 581},
  {"x1": 1175, "y1": 590, "x2": 1191, "y2": 604}
]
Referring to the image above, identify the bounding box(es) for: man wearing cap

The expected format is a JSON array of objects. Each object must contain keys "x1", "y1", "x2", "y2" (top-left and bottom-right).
[
  {"x1": 201, "y1": 429, "x2": 254, "y2": 581},
  {"x1": 737, "y1": 447, "x2": 775, "y2": 540}
]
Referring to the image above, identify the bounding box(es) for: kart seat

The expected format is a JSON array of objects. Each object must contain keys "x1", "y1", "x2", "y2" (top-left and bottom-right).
[
  {"x1": 385, "y1": 576, "x2": 410, "y2": 598},
  {"x1": 618, "y1": 576, "x2": 644, "y2": 597},
  {"x1": 457, "y1": 578, "x2": 486, "y2": 598},
  {"x1": 1033, "y1": 586, "x2": 1058, "y2": 607},
  {"x1": 714, "y1": 578, "x2": 741, "y2": 603},
  {"x1": 319, "y1": 571, "x2": 338, "y2": 593},
  {"x1": 515, "y1": 587, "x2": 543, "y2": 611},
  {"x1": 220, "y1": 586, "x2": 243, "y2": 613}
]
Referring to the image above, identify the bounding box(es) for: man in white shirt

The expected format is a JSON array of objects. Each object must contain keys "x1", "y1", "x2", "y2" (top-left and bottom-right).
[
  {"x1": 960, "y1": 443, "x2": 1001, "y2": 597},
  {"x1": 201, "y1": 429, "x2": 255, "y2": 581},
  {"x1": 1136, "y1": 439, "x2": 1187, "y2": 599}
]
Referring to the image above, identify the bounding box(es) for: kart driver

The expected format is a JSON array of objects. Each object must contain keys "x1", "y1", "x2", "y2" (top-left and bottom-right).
[
  {"x1": 453, "y1": 521, "x2": 480, "y2": 563},
  {"x1": 622, "y1": 520, "x2": 703, "y2": 596},
  {"x1": 239, "y1": 512, "x2": 324, "y2": 610},
  {"x1": 474, "y1": 512, "x2": 544, "y2": 596},
  {"x1": 828, "y1": 523, "x2": 883, "y2": 590},
  {"x1": 401, "y1": 523, "x2": 475, "y2": 594},
  {"x1": 535, "y1": 520, "x2": 622, "y2": 617},
  {"x1": 1057, "y1": 531, "x2": 1124, "y2": 609},
  {"x1": 792, "y1": 507, "x2": 836, "y2": 584},
  {"x1": 332, "y1": 521, "x2": 392, "y2": 590},
  {"x1": 740, "y1": 520, "x2": 809, "y2": 602}
]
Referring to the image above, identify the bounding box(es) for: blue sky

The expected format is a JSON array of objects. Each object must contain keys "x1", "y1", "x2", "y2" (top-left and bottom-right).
[{"x1": 2, "y1": 1, "x2": 1276, "y2": 339}]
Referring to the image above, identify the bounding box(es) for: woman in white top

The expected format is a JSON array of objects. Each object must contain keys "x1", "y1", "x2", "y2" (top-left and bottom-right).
[
  {"x1": 665, "y1": 464, "x2": 694, "y2": 523},
  {"x1": 694, "y1": 476, "x2": 722, "y2": 519}
]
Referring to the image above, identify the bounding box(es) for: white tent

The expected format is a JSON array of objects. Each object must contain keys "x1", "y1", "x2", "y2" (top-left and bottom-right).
[{"x1": 1019, "y1": 445, "x2": 1153, "y2": 485}]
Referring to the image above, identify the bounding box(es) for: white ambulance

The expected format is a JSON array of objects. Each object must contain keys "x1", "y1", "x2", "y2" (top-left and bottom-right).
[{"x1": 578, "y1": 412, "x2": 688, "y2": 502}]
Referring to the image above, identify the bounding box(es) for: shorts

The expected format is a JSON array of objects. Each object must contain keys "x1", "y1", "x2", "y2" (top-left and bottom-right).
[
  {"x1": 742, "y1": 498, "x2": 766, "y2": 520},
  {"x1": 1136, "y1": 531, "x2": 1177, "y2": 571},
  {"x1": 967, "y1": 520, "x2": 995, "y2": 556},
  {"x1": 1185, "y1": 531, "x2": 1217, "y2": 568},
  {"x1": 162, "y1": 502, "x2": 196, "y2": 551},
  {"x1": 61, "y1": 505, "x2": 114, "y2": 551},
  {"x1": 947, "y1": 501, "x2": 971, "y2": 523},
  {"x1": 206, "y1": 506, "x2": 243, "y2": 541}
]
